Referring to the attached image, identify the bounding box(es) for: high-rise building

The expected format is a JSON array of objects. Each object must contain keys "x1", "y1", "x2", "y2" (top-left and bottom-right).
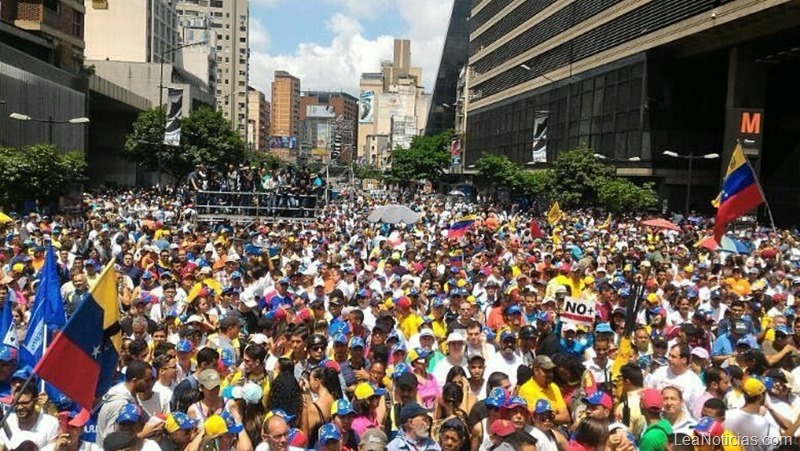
[
  {"x1": 460, "y1": 0, "x2": 800, "y2": 221},
  {"x1": 357, "y1": 39, "x2": 431, "y2": 170},
  {"x1": 271, "y1": 70, "x2": 301, "y2": 138},
  {"x1": 247, "y1": 87, "x2": 269, "y2": 152},
  {"x1": 84, "y1": 0, "x2": 177, "y2": 64},
  {"x1": 426, "y1": 0, "x2": 471, "y2": 136},
  {"x1": 175, "y1": 0, "x2": 249, "y2": 136},
  {"x1": 299, "y1": 91, "x2": 359, "y2": 162}
]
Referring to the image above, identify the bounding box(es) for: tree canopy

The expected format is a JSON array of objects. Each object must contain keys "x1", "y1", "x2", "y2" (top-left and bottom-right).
[
  {"x1": 0, "y1": 144, "x2": 86, "y2": 207},
  {"x1": 389, "y1": 130, "x2": 453, "y2": 183},
  {"x1": 124, "y1": 107, "x2": 246, "y2": 183}
]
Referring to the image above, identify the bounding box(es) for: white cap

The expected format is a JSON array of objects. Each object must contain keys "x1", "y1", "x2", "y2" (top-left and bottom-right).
[
  {"x1": 419, "y1": 329, "x2": 435, "y2": 339},
  {"x1": 199, "y1": 267, "x2": 212, "y2": 275},
  {"x1": 185, "y1": 314, "x2": 203, "y2": 324},
  {"x1": 446, "y1": 331, "x2": 466, "y2": 343},
  {"x1": 562, "y1": 323, "x2": 578, "y2": 332},
  {"x1": 240, "y1": 291, "x2": 258, "y2": 309},
  {"x1": 249, "y1": 333, "x2": 269, "y2": 345}
]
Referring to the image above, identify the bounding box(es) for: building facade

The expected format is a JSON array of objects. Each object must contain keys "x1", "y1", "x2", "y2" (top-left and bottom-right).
[
  {"x1": 175, "y1": 0, "x2": 249, "y2": 136},
  {"x1": 299, "y1": 91, "x2": 359, "y2": 163},
  {"x1": 357, "y1": 39, "x2": 431, "y2": 170},
  {"x1": 84, "y1": 0, "x2": 177, "y2": 64},
  {"x1": 271, "y1": 70, "x2": 300, "y2": 138},
  {"x1": 462, "y1": 0, "x2": 800, "y2": 222},
  {"x1": 247, "y1": 86, "x2": 269, "y2": 152}
]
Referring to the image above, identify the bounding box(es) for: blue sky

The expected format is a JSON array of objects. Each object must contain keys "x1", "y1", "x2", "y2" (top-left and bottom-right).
[{"x1": 248, "y1": 0, "x2": 454, "y2": 98}]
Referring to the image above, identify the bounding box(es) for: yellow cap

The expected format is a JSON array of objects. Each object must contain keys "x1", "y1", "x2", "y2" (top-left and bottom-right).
[
  {"x1": 203, "y1": 415, "x2": 228, "y2": 439},
  {"x1": 742, "y1": 377, "x2": 766, "y2": 397},
  {"x1": 584, "y1": 276, "x2": 595, "y2": 285},
  {"x1": 684, "y1": 265, "x2": 694, "y2": 273},
  {"x1": 354, "y1": 383, "x2": 376, "y2": 400},
  {"x1": 456, "y1": 279, "x2": 467, "y2": 288},
  {"x1": 466, "y1": 295, "x2": 476, "y2": 305},
  {"x1": 646, "y1": 293, "x2": 659, "y2": 304},
  {"x1": 11, "y1": 263, "x2": 23, "y2": 273}
]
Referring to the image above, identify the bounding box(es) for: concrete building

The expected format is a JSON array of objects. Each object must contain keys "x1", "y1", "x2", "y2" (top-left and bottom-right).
[
  {"x1": 175, "y1": 0, "x2": 249, "y2": 137},
  {"x1": 271, "y1": 70, "x2": 301, "y2": 138},
  {"x1": 84, "y1": 0, "x2": 177, "y2": 64},
  {"x1": 1, "y1": 1, "x2": 150, "y2": 188},
  {"x1": 299, "y1": 91, "x2": 359, "y2": 163},
  {"x1": 247, "y1": 86, "x2": 269, "y2": 152},
  {"x1": 460, "y1": 0, "x2": 800, "y2": 222},
  {"x1": 357, "y1": 39, "x2": 431, "y2": 170}
]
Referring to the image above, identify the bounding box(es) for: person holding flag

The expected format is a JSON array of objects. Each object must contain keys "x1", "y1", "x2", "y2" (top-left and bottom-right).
[{"x1": 712, "y1": 142, "x2": 767, "y2": 242}]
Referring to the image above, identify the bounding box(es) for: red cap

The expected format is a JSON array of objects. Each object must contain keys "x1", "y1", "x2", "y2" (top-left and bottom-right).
[
  {"x1": 640, "y1": 388, "x2": 663, "y2": 413},
  {"x1": 396, "y1": 297, "x2": 412, "y2": 310},
  {"x1": 489, "y1": 419, "x2": 516, "y2": 437},
  {"x1": 324, "y1": 360, "x2": 340, "y2": 372}
]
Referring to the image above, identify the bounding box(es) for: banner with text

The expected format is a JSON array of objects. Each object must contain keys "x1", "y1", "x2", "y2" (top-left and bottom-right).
[{"x1": 560, "y1": 296, "x2": 596, "y2": 326}]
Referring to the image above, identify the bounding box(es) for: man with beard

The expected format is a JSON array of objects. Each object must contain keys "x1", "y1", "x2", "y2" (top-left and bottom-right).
[
  {"x1": 485, "y1": 330, "x2": 524, "y2": 386},
  {"x1": 0, "y1": 383, "x2": 59, "y2": 449},
  {"x1": 535, "y1": 312, "x2": 561, "y2": 357},
  {"x1": 387, "y1": 403, "x2": 440, "y2": 451}
]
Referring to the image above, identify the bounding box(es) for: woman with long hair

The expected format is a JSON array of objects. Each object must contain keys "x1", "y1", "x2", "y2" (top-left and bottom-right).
[
  {"x1": 267, "y1": 358, "x2": 303, "y2": 419},
  {"x1": 300, "y1": 366, "x2": 342, "y2": 447},
  {"x1": 446, "y1": 366, "x2": 477, "y2": 415},
  {"x1": 351, "y1": 382, "x2": 384, "y2": 438},
  {"x1": 410, "y1": 348, "x2": 440, "y2": 410},
  {"x1": 432, "y1": 382, "x2": 470, "y2": 443}
]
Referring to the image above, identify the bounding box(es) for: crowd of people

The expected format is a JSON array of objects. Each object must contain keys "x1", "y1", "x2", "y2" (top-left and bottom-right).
[{"x1": 1, "y1": 186, "x2": 800, "y2": 451}]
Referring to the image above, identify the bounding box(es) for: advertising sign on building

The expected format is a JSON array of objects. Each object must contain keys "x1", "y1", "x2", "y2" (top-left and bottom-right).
[
  {"x1": 269, "y1": 136, "x2": 297, "y2": 150},
  {"x1": 306, "y1": 105, "x2": 336, "y2": 118},
  {"x1": 359, "y1": 91, "x2": 375, "y2": 123},
  {"x1": 163, "y1": 88, "x2": 183, "y2": 146},
  {"x1": 531, "y1": 114, "x2": 548, "y2": 163}
]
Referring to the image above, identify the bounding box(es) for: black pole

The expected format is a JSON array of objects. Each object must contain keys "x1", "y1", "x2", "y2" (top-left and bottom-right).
[
  {"x1": 48, "y1": 116, "x2": 54, "y2": 146},
  {"x1": 685, "y1": 152, "x2": 694, "y2": 216}
]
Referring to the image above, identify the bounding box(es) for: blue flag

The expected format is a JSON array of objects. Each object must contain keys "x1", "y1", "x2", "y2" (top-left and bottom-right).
[
  {"x1": 0, "y1": 290, "x2": 17, "y2": 348},
  {"x1": 21, "y1": 245, "x2": 66, "y2": 366}
]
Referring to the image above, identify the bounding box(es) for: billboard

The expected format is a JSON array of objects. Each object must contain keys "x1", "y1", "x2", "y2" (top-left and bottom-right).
[
  {"x1": 269, "y1": 136, "x2": 297, "y2": 150},
  {"x1": 163, "y1": 88, "x2": 183, "y2": 146},
  {"x1": 359, "y1": 91, "x2": 375, "y2": 123},
  {"x1": 531, "y1": 114, "x2": 548, "y2": 163},
  {"x1": 315, "y1": 123, "x2": 330, "y2": 149},
  {"x1": 306, "y1": 105, "x2": 336, "y2": 118}
]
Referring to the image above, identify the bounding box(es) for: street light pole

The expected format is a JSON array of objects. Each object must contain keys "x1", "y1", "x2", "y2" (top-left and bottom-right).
[
  {"x1": 48, "y1": 116, "x2": 54, "y2": 144},
  {"x1": 662, "y1": 150, "x2": 720, "y2": 216},
  {"x1": 9, "y1": 113, "x2": 89, "y2": 148}
]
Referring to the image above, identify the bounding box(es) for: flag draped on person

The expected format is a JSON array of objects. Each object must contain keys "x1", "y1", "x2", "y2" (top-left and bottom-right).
[
  {"x1": 547, "y1": 202, "x2": 562, "y2": 225},
  {"x1": 448, "y1": 215, "x2": 477, "y2": 239},
  {"x1": 21, "y1": 245, "x2": 66, "y2": 366},
  {"x1": 0, "y1": 290, "x2": 17, "y2": 348},
  {"x1": 712, "y1": 143, "x2": 766, "y2": 242},
  {"x1": 34, "y1": 260, "x2": 122, "y2": 409}
]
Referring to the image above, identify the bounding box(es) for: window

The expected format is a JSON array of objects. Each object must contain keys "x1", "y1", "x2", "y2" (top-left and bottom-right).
[
  {"x1": 44, "y1": 0, "x2": 59, "y2": 13},
  {"x1": 210, "y1": 0, "x2": 223, "y2": 7},
  {"x1": 72, "y1": 9, "x2": 83, "y2": 37}
]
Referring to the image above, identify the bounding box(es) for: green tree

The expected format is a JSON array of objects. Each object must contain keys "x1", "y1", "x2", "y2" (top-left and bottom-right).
[
  {"x1": 246, "y1": 149, "x2": 284, "y2": 171},
  {"x1": 597, "y1": 178, "x2": 659, "y2": 213},
  {"x1": 390, "y1": 130, "x2": 453, "y2": 183},
  {"x1": 125, "y1": 107, "x2": 246, "y2": 182},
  {"x1": 475, "y1": 154, "x2": 520, "y2": 188},
  {"x1": 512, "y1": 170, "x2": 552, "y2": 197},
  {"x1": 547, "y1": 147, "x2": 615, "y2": 207},
  {"x1": 0, "y1": 144, "x2": 87, "y2": 207},
  {"x1": 352, "y1": 163, "x2": 383, "y2": 181}
]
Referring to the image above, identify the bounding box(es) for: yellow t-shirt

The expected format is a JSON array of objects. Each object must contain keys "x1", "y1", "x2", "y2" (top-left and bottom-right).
[
  {"x1": 518, "y1": 378, "x2": 567, "y2": 413},
  {"x1": 399, "y1": 313, "x2": 423, "y2": 340}
]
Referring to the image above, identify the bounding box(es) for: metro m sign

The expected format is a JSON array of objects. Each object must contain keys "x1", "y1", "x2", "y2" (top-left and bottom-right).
[{"x1": 740, "y1": 111, "x2": 762, "y2": 135}]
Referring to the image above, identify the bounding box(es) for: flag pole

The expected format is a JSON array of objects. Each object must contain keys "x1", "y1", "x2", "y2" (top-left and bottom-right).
[
  {"x1": 0, "y1": 370, "x2": 37, "y2": 430},
  {"x1": 39, "y1": 323, "x2": 47, "y2": 392},
  {"x1": 738, "y1": 140, "x2": 778, "y2": 235}
]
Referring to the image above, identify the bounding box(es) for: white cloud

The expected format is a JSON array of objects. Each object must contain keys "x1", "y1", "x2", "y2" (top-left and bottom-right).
[
  {"x1": 248, "y1": 1, "x2": 454, "y2": 99},
  {"x1": 249, "y1": 18, "x2": 271, "y2": 51},
  {"x1": 324, "y1": 0, "x2": 393, "y2": 19}
]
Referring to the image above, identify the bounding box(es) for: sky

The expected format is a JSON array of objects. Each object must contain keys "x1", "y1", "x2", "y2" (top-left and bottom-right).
[{"x1": 248, "y1": 0, "x2": 455, "y2": 99}]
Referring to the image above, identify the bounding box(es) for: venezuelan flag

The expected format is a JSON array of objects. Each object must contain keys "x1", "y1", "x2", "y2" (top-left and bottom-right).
[
  {"x1": 35, "y1": 261, "x2": 121, "y2": 409},
  {"x1": 449, "y1": 251, "x2": 465, "y2": 267},
  {"x1": 713, "y1": 143, "x2": 765, "y2": 242},
  {"x1": 448, "y1": 215, "x2": 477, "y2": 239}
]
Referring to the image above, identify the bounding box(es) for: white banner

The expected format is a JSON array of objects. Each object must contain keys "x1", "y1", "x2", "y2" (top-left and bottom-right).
[
  {"x1": 306, "y1": 105, "x2": 336, "y2": 118},
  {"x1": 163, "y1": 88, "x2": 183, "y2": 146},
  {"x1": 560, "y1": 296, "x2": 596, "y2": 326},
  {"x1": 532, "y1": 114, "x2": 548, "y2": 163}
]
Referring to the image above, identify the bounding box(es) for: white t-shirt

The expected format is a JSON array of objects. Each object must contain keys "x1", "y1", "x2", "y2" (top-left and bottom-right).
[
  {"x1": 645, "y1": 367, "x2": 705, "y2": 414},
  {"x1": 138, "y1": 391, "x2": 168, "y2": 417},
  {"x1": 725, "y1": 408, "x2": 781, "y2": 451},
  {"x1": 528, "y1": 427, "x2": 559, "y2": 451},
  {"x1": 432, "y1": 356, "x2": 468, "y2": 386},
  {"x1": 152, "y1": 381, "x2": 175, "y2": 412},
  {"x1": 0, "y1": 412, "x2": 60, "y2": 449},
  {"x1": 485, "y1": 352, "x2": 524, "y2": 386}
]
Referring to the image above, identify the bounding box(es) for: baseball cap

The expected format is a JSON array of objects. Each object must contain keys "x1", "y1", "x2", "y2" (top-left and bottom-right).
[
  {"x1": 640, "y1": 388, "x2": 663, "y2": 412},
  {"x1": 562, "y1": 322, "x2": 578, "y2": 333},
  {"x1": 266, "y1": 409, "x2": 297, "y2": 424},
  {"x1": 220, "y1": 411, "x2": 243, "y2": 434},
  {"x1": 742, "y1": 377, "x2": 766, "y2": 396},
  {"x1": 694, "y1": 416, "x2": 725, "y2": 437},
  {"x1": 775, "y1": 325, "x2": 792, "y2": 337},
  {"x1": 489, "y1": 419, "x2": 516, "y2": 437},
  {"x1": 504, "y1": 305, "x2": 522, "y2": 316},
  {"x1": 204, "y1": 415, "x2": 228, "y2": 438},
  {"x1": 500, "y1": 330, "x2": 516, "y2": 342},
  {"x1": 408, "y1": 348, "x2": 432, "y2": 362},
  {"x1": 330, "y1": 399, "x2": 355, "y2": 417},
  {"x1": 536, "y1": 311, "x2": 554, "y2": 322},
  {"x1": 595, "y1": 323, "x2": 613, "y2": 334},
  {"x1": 332, "y1": 333, "x2": 348, "y2": 346},
  {"x1": 533, "y1": 355, "x2": 555, "y2": 370},
  {"x1": 506, "y1": 396, "x2": 528, "y2": 410},
  {"x1": 534, "y1": 399, "x2": 554, "y2": 414},
  {"x1": 241, "y1": 382, "x2": 263, "y2": 405},
  {"x1": 691, "y1": 347, "x2": 710, "y2": 360},
  {"x1": 198, "y1": 369, "x2": 221, "y2": 390},
  {"x1": 582, "y1": 391, "x2": 612, "y2": 410},
  {"x1": 165, "y1": 412, "x2": 199, "y2": 433},
  {"x1": 349, "y1": 336, "x2": 365, "y2": 349},
  {"x1": 419, "y1": 328, "x2": 435, "y2": 339},
  {"x1": 115, "y1": 403, "x2": 143, "y2": 424},
  {"x1": 446, "y1": 331, "x2": 466, "y2": 343},
  {"x1": 0, "y1": 345, "x2": 18, "y2": 362},
  {"x1": 485, "y1": 387, "x2": 508, "y2": 408},
  {"x1": 399, "y1": 402, "x2": 428, "y2": 424},
  {"x1": 354, "y1": 383, "x2": 378, "y2": 400},
  {"x1": 317, "y1": 423, "x2": 341, "y2": 444},
  {"x1": 360, "y1": 428, "x2": 388, "y2": 451}
]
